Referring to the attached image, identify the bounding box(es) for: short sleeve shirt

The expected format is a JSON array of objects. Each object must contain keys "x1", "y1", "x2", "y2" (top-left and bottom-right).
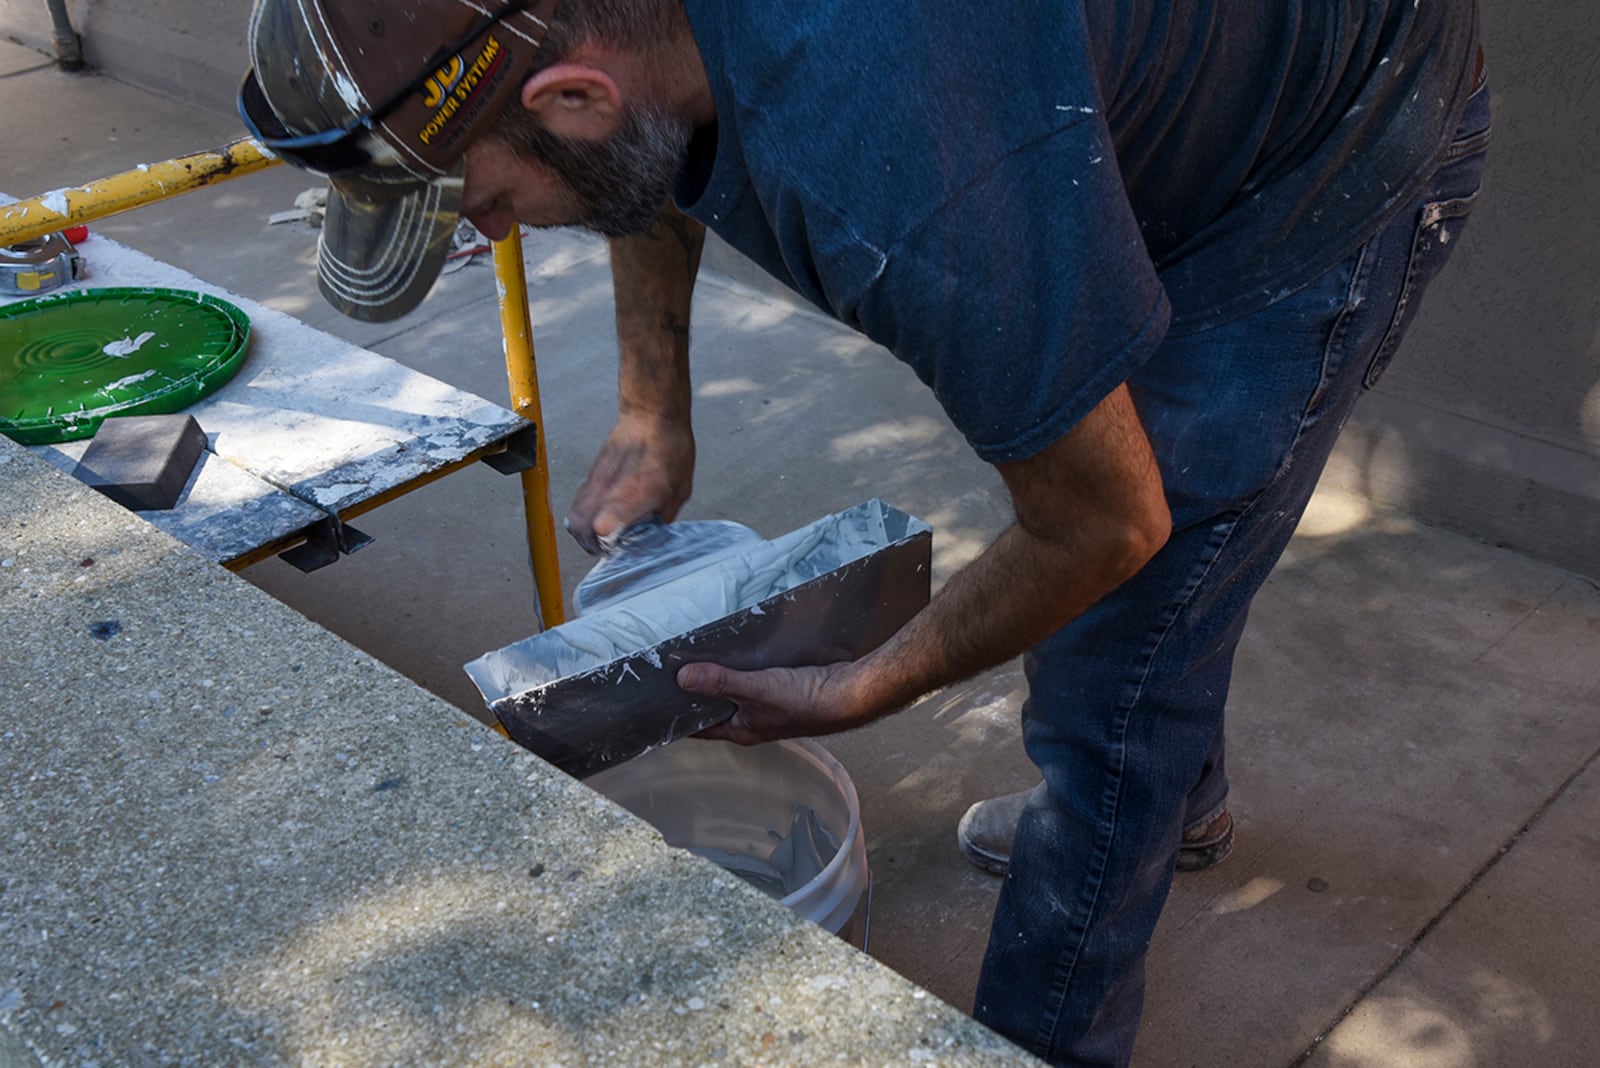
[{"x1": 676, "y1": 1, "x2": 1479, "y2": 465}]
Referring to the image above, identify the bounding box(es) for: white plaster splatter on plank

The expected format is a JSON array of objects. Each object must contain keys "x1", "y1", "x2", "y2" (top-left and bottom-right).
[{"x1": 307, "y1": 482, "x2": 371, "y2": 508}]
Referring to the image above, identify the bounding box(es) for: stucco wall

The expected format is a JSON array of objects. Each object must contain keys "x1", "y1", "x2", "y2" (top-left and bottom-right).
[
  {"x1": 1321, "y1": 0, "x2": 1600, "y2": 576},
  {"x1": 0, "y1": 0, "x2": 248, "y2": 107},
  {"x1": 4, "y1": 0, "x2": 1596, "y2": 576}
]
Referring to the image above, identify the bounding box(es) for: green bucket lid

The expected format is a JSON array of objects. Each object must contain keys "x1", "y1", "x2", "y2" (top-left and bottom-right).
[{"x1": 0, "y1": 287, "x2": 251, "y2": 446}]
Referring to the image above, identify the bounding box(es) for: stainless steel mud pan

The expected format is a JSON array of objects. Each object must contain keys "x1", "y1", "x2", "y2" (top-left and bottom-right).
[{"x1": 465, "y1": 499, "x2": 932, "y2": 779}]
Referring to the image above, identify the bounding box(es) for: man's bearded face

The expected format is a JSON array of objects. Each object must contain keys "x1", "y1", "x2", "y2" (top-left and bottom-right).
[{"x1": 489, "y1": 101, "x2": 694, "y2": 238}]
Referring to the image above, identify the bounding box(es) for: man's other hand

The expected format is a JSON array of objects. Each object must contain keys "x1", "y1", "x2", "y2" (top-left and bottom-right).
[{"x1": 566, "y1": 411, "x2": 695, "y2": 553}]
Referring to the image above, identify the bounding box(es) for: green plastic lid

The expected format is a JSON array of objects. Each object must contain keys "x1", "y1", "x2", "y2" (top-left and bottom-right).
[{"x1": 0, "y1": 287, "x2": 251, "y2": 446}]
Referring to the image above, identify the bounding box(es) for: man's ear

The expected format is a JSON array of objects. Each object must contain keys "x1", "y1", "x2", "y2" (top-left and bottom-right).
[{"x1": 519, "y1": 63, "x2": 624, "y2": 141}]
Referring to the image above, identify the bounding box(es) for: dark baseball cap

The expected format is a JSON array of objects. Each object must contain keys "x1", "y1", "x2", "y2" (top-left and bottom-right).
[{"x1": 240, "y1": 0, "x2": 558, "y2": 321}]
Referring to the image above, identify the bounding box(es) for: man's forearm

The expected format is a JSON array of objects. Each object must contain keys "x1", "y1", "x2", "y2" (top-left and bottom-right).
[
  {"x1": 836, "y1": 385, "x2": 1172, "y2": 721},
  {"x1": 843, "y1": 516, "x2": 1154, "y2": 718},
  {"x1": 681, "y1": 385, "x2": 1172, "y2": 744},
  {"x1": 565, "y1": 203, "x2": 708, "y2": 542},
  {"x1": 608, "y1": 202, "x2": 706, "y2": 419}
]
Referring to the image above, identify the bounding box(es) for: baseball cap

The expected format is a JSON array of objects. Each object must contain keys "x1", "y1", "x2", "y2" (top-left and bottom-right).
[{"x1": 240, "y1": 0, "x2": 558, "y2": 321}]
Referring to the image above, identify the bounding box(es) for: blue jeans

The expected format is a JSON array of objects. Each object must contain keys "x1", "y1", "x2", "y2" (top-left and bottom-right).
[{"x1": 972, "y1": 82, "x2": 1492, "y2": 1066}]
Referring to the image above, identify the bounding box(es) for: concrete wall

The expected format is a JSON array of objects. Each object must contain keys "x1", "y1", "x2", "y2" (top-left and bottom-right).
[
  {"x1": 0, "y1": 0, "x2": 248, "y2": 108},
  {"x1": 1321, "y1": 1, "x2": 1600, "y2": 578},
  {"x1": 3, "y1": 0, "x2": 1595, "y2": 578}
]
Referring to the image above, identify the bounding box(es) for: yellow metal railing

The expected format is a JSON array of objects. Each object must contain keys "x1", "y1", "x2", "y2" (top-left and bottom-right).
[
  {"x1": 0, "y1": 140, "x2": 281, "y2": 245},
  {"x1": 0, "y1": 137, "x2": 566, "y2": 628}
]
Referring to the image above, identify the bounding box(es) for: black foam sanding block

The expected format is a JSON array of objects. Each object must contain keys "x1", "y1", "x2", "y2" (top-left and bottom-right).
[{"x1": 73, "y1": 414, "x2": 208, "y2": 511}]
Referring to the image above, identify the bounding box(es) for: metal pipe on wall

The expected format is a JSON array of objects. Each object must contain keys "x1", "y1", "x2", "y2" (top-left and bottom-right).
[{"x1": 43, "y1": 0, "x2": 84, "y2": 71}]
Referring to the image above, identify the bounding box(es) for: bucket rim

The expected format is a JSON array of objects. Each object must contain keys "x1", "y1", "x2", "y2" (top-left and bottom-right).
[{"x1": 775, "y1": 738, "x2": 864, "y2": 911}]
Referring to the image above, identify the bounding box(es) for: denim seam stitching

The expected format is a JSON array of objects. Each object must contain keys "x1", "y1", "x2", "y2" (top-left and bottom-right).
[
  {"x1": 1443, "y1": 127, "x2": 1491, "y2": 162},
  {"x1": 1030, "y1": 236, "x2": 1378, "y2": 1054},
  {"x1": 1365, "y1": 193, "x2": 1476, "y2": 390},
  {"x1": 1286, "y1": 236, "x2": 1369, "y2": 443},
  {"x1": 1265, "y1": 236, "x2": 1383, "y2": 525},
  {"x1": 1029, "y1": 514, "x2": 1235, "y2": 1057}
]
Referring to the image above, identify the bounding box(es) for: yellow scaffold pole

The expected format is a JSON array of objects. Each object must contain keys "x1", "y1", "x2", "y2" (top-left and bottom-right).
[
  {"x1": 493, "y1": 228, "x2": 567, "y2": 629},
  {"x1": 0, "y1": 139, "x2": 281, "y2": 245}
]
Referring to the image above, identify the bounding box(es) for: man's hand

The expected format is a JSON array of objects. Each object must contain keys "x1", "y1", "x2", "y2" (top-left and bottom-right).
[
  {"x1": 680, "y1": 661, "x2": 869, "y2": 744},
  {"x1": 566, "y1": 411, "x2": 695, "y2": 552},
  {"x1": 568, "y1": 201, "x2": 706, "y2": 553}
]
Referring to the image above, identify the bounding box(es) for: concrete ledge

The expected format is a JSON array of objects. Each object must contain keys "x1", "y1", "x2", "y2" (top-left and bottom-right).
[
  {"x1": 1328, "y1": 390, "x2": 1600, "y2": 580},
  {"x1": 0, "y1": 434, "x2": 1034, "y2": 1066}
]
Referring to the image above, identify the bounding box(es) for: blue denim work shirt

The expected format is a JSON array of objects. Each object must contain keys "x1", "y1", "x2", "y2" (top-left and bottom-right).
[{"x1": 676, "y1": 0, "x2": 1480, "y2": 465}]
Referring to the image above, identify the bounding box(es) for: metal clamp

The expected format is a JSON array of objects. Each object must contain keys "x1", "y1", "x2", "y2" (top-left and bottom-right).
[
  {"x1": 278, "y1": 514, "x2": 375, "y2": 573},
  {"x1": 479, "y1": 424, "x2": 539, "y2": 475}
]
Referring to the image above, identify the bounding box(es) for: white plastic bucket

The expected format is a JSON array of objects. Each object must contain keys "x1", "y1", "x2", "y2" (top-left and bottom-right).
[{"x1": 587, "y1": 738, "x2": 870, "y2": 941}]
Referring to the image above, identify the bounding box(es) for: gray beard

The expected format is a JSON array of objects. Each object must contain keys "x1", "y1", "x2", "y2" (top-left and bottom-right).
[{"x1": 493, "y1": 104, "x2": 694, "y2": 238}]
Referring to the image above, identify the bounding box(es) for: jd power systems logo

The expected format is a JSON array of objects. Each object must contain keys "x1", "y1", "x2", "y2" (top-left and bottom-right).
[
  {"x1": 422, "y1": 55, "x2": 467, "y2": 109},
  {"x1": 418, "y1": 33, "x2": 507, "y2": 146}
]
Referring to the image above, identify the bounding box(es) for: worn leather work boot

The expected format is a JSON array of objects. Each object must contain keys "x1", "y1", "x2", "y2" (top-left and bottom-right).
[
  {"x1": 956, "y1": 787, "x2": 1235, "y2": 876},
  {"x1": 956, "y1": 787, "x2": 1032, "y2": 875},
  {"x1": 1175, "y1": 810, "x2": 1235, "y2": 872}
]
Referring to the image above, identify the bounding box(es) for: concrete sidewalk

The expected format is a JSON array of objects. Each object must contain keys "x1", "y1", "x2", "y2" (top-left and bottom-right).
[{"x1": 5, "y1": 46, "x2": 1598, "y2": 1066}]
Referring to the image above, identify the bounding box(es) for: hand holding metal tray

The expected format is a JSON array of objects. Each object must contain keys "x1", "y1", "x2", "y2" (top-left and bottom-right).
[{"x1": 465, "y1": 499, "x2": 933, "y2": 778}]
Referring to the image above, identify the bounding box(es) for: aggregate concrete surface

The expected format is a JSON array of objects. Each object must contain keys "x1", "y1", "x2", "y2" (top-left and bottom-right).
[
  {"x1": 3, "y1": 37, "x2": 1599, "y2": 1068},
  {"x1": 0, "y1": 428, "x2": 1034, "y2": 1068}
]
